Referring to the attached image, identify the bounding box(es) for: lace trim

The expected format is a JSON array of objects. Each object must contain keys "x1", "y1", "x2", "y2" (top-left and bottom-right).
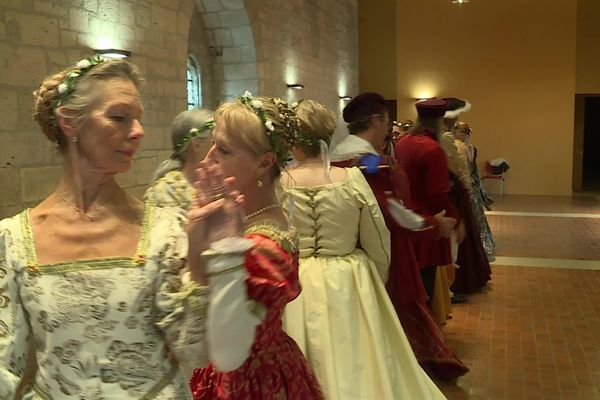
[
  {"x1": 21, "y1": 204, "x2": 153, "y2": 274},
  {"x1": 244, "y1": 220, "x2": 298, "y2": 255}
]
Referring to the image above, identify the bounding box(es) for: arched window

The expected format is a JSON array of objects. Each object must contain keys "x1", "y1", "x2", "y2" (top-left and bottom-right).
[{"x1": 187, "y1": 56, "x2": 201, "y2": 109}]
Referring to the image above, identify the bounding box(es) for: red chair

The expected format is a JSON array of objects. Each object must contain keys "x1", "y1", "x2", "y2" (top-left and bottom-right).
[{"x1": 482, "y1": 161, "x2": 507, "y2": 195}]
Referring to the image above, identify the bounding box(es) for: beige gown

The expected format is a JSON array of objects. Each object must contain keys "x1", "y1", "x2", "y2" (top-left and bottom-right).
[{"x1": 282, "y1": 167, "x2": 447, "y2": 400}]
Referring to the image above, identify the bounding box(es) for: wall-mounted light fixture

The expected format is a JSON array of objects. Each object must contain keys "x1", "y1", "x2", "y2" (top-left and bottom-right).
[
  {"x1": 339, "y1": 95, "x2": 352, "y2": 101},
  {"x1": 451, "y1": 0, "x2": 469, "y2": 3},
  {"x1": 287, "y1": 84, "x2": 304, "y2": 90},
  {"x1": 95, "y1": 48, "x2": 132, "y2": 59},
  {"x1": 412, "y1": 97, "x2": 433, "y2": 102}
]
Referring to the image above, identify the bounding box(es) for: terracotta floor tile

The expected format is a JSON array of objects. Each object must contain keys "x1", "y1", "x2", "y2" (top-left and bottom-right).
[{"x1": 437, "y1": 194, "x2": 600, "y2": 399}]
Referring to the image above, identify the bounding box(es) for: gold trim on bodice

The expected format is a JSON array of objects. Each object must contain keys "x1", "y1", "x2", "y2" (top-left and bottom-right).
[
  {"x1": 245, "y1": 220, "x2": 298, "y2": 255},
  {"x1": 21, "y1": 205, "x2": 153, "y2": 274}
]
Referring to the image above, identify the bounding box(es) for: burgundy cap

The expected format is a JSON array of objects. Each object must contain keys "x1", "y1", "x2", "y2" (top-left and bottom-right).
[
  {"x1": 343, "y1": 92, "x2": 388, "y2": 123},
  {"x1": 415, "y1": 99, "x2": 448, "y2": 119}
]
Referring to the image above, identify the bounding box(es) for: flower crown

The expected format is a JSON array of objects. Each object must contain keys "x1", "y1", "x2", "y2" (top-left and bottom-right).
[
  {"x1": 290, "y1": 99, "x2": 328, "y2": 147},
  {"x1": 236, "y1": 91, "x2": 300, "y2": 170},
  {"x1": 50, "y1": 55, "x2": 107, "y2": 128},
  {"x1": 172, "y1": 120, "x2": 215, "y2": 156}
]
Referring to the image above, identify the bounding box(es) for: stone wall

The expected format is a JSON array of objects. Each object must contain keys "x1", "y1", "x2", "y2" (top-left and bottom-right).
[
  {"x1": 247, "y1": 0, "x2": 359, "y2": 143},
  {"x1": 196, "y1": 0, "x2": 259, "y2": 101},
  {"x1": 0, "y1": 0, "x2": 359, "y2": 218},
  {"x1": 0, "y1": 0, "x2": 196, "y2": 217}
]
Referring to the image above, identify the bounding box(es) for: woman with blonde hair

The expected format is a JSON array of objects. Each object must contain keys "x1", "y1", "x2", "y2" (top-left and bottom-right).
[
  {"x1": 189, "y1": 92, "x2": 323, "y2": 399},
  {"x1": 145, "y1": 108, "x2": 214, "y2": 209},
  {"x1": 0, "y1": 57, "x2": 268, "y2": 399},
  {"x1": 282, "y1": 99, "x2": 448, "y2": 400}
]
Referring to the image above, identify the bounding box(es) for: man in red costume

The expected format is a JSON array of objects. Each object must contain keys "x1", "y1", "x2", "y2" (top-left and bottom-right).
[
  {"x1": 331, "y1": 92, "x2": 468, "y2": 379},
  {"x1": 395, "y1": 99, "x2": 463, "y2": 300}
]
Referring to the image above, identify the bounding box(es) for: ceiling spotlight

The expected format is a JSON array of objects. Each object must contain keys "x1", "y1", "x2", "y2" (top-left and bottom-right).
[
  {"x1": 339, "y1": 95, "x2": 352, "y2": 101},
  {"x1": 286, "y1": 84, "x2": 304, "y2": 90},
  {"x1": 94, "y1": 48, "x2": 132, "y2": 59}
]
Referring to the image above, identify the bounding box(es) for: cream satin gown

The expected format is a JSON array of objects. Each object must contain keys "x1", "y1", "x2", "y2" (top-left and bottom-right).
[{"x1": 283, "y1": 167, "x2": 447, "y2": 400}]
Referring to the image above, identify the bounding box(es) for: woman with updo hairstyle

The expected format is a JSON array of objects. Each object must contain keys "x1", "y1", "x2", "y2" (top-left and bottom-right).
[
  {"x1": 188, "y1": 92, "x2": 323, "y2": 399},
  {"x1": 145, "y1": 108, "x2": 214, "y2": 209},
  {"x1": 279, "y1": 99, "x2": 446, "y2": 399},
  {"x1": 0, "y1": 58, "x2": 268, "y2": 399}
]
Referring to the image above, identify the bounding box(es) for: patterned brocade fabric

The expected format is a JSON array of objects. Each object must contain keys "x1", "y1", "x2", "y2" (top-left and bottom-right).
[
  {"x1": 144, "y1": 170, "x2": 196, "y2": 210},
  {"x1": 0, "y1": 205, "x2": 208, "y2": 399},
  {"x1": 440, "y1": 132, "x2": 472, "y2": 193}
]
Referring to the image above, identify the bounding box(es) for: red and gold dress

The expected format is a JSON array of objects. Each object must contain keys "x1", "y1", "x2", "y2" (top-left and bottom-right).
[{"x1": 190, "y1": 222, "x2": 324, "y2": 400}]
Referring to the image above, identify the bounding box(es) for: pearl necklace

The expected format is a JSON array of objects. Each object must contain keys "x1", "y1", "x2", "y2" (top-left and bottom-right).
[{"x1": 245, "y1": 203, "x2": 281, "y2": 220}]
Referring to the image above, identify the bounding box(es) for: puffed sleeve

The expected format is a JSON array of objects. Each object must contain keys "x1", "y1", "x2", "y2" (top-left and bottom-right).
[
  {"x1": 202, "y1": 237, "x2": 262, "y2": 373},
  {"x1": 152, "y1": 208, "x2": 210, "y2": 376},
  {"x1": 0, "y1": 224, "x2": 31, "y2": 400},
  {"x1": 349, "y1": 167, "x2": 392, "y2": 282},
  {"x1": 201, "y1": 231, "x2": 299, "y2": 372},
  {"x1": 244, "y1": 232, "x2": 301, "y2": 309}
]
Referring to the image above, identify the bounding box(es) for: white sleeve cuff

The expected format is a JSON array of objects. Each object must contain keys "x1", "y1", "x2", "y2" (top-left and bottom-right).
[{"x1": 387, "y1": 198, "x2": 426, "y2": 230}]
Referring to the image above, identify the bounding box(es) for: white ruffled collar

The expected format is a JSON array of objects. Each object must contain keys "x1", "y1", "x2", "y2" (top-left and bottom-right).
[{"x1": 330, "y1": 135, "x2": 378, "y2": 162}]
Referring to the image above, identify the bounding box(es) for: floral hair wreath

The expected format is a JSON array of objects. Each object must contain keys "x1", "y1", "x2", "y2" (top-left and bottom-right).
[
  {"x1": 172, "y1": 120, "x2": 215, "y2": 156},
  {"x1": 49, "y1": 54, "x2": 107, "y2": 129},
  {"x1": 236, "y1": 91, "x2": 300, "y2": 170},
  {"x1": 290, "y1": 99, "x2": 329, "y2": 147}
]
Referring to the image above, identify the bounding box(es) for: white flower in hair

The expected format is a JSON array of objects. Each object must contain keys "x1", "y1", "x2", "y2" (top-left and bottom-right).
[
  {"x1": 76, "y1": 59, "x2": 92, "y2": 69},
  {"x1": 57, "y1": 83, "x2": 68, "y2": 94},
  {"x1": 291, "y1": 102, "x2": 298, "y2": 108},
  {"x1": 264, "y1": 120, "x2": 274, "y2": 132},
  {"x1": 243, "y1": 90, "x2": 253, "y2": 98},
  {"x1": 251, "y1": 99, "x2": 263, "y2": 109}
]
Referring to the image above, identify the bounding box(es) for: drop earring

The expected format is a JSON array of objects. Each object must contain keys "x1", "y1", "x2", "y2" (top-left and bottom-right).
[{"x1": 257, "y1": 179, "x2": 263, "y2": 187}]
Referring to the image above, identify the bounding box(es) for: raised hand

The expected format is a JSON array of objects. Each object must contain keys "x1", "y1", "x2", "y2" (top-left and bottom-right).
[{"x1": 187, "y1": 161, "x2": 245, "y2": 261}]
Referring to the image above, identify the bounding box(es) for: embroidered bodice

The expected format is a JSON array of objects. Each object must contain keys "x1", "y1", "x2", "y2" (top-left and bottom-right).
[{"x1": 0, "y1": 206, "x2": 208, "y2": 399}]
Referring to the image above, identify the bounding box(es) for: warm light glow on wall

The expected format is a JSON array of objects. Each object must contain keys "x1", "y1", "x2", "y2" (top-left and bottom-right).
[
  {"x1": 411, "y1": 84, "x2": 437, "y2": 101},
  {"x1": 337, "y1": 73, "x2": 347, "y2": 96},
  {"x1": 81, "y1": 35, "x2": 132, "y2": 57},
  {"x1": 96, "y1": 36, "x2": 115, "y2": 49},
  {"x1": 284, "y1": 65, "x2": 297, "y2": 84}
]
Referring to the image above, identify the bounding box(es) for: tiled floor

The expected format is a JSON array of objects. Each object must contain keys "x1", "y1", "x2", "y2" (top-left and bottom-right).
[
  {"x1": 488, "y1": 215, "x2": 600, "y2": 260},
  {"x1": 491, "y1": 195, "x2": 600, "y2": 214},
  {"x1": 436, "y1": 194, "x2": 600, "y2": 400}
]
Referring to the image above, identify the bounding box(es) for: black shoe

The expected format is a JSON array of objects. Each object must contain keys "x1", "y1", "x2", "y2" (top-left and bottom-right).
[{"x1": 451, "y1": 293, "x2": 468, "y2": 304}]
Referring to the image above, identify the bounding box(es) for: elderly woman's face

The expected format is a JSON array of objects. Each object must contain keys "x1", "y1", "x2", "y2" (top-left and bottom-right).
[{"x1": 76, "y1": 78, "x2": 144, "y2": 175}]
